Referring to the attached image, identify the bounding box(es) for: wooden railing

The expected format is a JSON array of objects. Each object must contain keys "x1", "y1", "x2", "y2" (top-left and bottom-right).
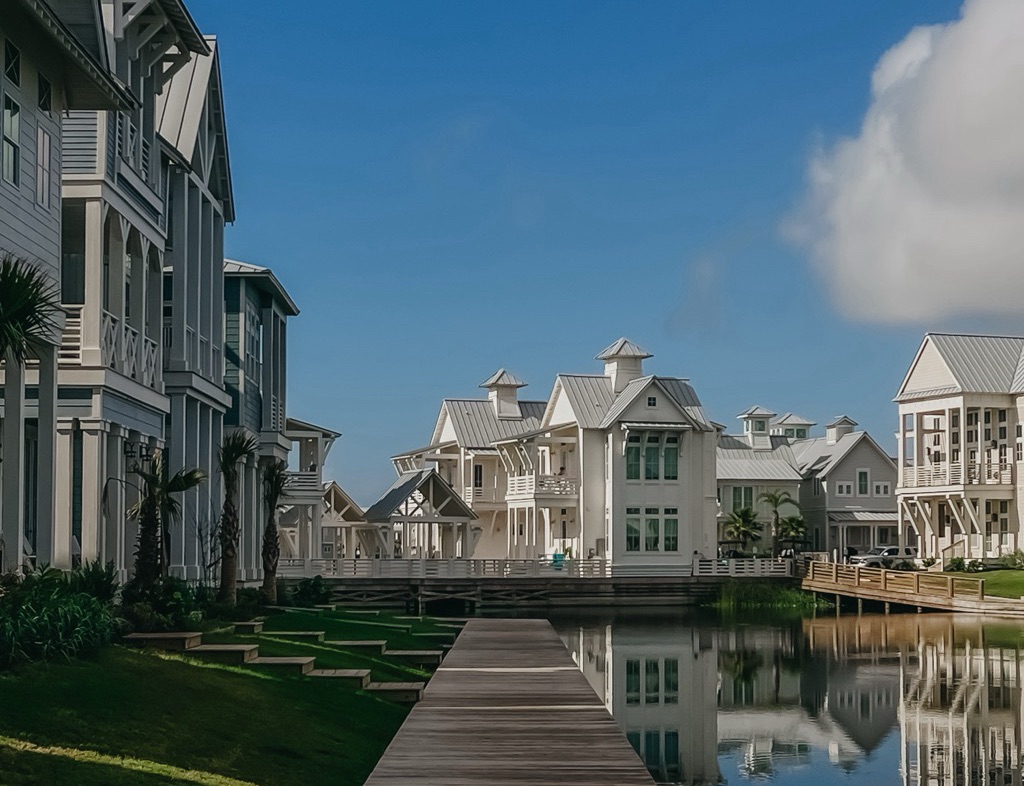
[
  {"x1": 695, "y1": 558, "x2": 793, "y2": 578},
  {"x1": 277, "y1": 557, "x2": 612, "y2": 579},
  {"x1": 59, "y1": 305, "x2": 83, "y2": 364},
  {"x1": 506, "y1": 474, "x2": 580, "y2": 499},
  {"x1": 805, "y1": 561, "x2": 985, "y2": 600},
  {"x1": 902, "y1": 461, "x2": 1012, "y2": 487}
]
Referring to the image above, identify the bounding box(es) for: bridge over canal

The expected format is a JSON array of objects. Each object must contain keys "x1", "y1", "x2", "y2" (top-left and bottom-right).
[{"x1": 802, "y1": 562, "x2": 1024, "y2": 618}]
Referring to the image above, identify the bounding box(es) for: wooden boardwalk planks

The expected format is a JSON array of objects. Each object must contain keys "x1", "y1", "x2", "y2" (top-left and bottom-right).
[{"x1": 364, "y1": 619, "x2": 655, "y2": 785}]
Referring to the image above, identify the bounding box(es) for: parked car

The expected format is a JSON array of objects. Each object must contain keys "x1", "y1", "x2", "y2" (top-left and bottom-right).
[{"x1": 849, "y1": 546, "x2": 917, "y2": 567}]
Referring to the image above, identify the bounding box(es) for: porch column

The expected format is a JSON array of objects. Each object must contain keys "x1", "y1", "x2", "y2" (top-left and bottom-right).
[
  {"x1": 80, "y1": 200, "x2": 104, "y2": 365},
  {"x1": 34, "y1": 344, "x2": 58, "y2": 566},
  {"x1": 243, "y1": 458, "x2": 258, "y2": 578},
  {"x1": 53, "y1": 424, "x2": 74, "y2": 569},
  {"x1": 1, "y1": 353, "x2": 26, "y2": 573},
  {"x1": 104, "y1": 426, "x2": 124, "y2": 572},
  {"x1": 79, "y1": 422, "x2": 108, "y2": 564},
  {"x1": 897, "y1": 411, "x2": 905, "y2": 487}
]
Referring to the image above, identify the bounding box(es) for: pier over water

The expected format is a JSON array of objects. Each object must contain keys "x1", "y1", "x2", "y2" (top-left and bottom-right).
[{"x1": 364, "y1": 618, "x2": 656, "y2": 785}]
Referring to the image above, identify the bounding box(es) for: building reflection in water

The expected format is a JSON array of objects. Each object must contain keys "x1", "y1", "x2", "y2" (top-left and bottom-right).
[{"x1": 556, "y1": 613, "x2": 1024, "y2": 786}]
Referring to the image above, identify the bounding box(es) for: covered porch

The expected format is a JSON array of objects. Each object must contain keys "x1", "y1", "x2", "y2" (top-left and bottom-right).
[{"x1": 827, "y1": 511, "x2": 899, "y2": 557}]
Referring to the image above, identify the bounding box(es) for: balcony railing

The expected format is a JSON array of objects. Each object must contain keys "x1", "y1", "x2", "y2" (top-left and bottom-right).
[
  {"x1": 99, "y1": 310, "x2": 160, "y2": 389},
  {"x1": 277, "y1": 557, "x2": 612, "y2": 579},
  {"x1": 284, "y1": 471, "x2": 322, "y2": 499},
  {"x1": 507, "y1": 474, "x2": 580, "y2": 499},
  {"x1": 463, "y1": 486, "x2": 503, "y2": 505},
  {"x1": 59, "y1": 305, "x2": 84, "y2": 364},
  {"x1": 902, "y1": 461, "x2": 1012, "y2": 487}
]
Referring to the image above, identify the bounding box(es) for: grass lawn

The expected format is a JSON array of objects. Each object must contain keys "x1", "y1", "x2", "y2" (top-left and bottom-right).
[
  {"x1": 946, "y1": 569, "x2": 1024, "y2": 599},
  {"x1": 0, "y1": 608, "x2": 455, "y2": 786}
]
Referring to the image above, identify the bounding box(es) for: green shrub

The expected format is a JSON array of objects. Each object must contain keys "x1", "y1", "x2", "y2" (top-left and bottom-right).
[
  {"x1": 0, "y1": 574, "x2": 117, "y2": 669},
  {"x1": 923, "y1": 557, "x2": 937, "y2": 568},
  {"x1": 945, "y1": 557, "x2": 966, "y2": 572},
  {"x1": 892, "y1": 560, "x2": 917, "y2": 571},
  {"x1": 708, "y1": 580, "x2": 829, "y2": 611},
  {"x1": 119, "y1": 577, "x2": 210, "y2": 631},
  {"x1": 69, "y1": 560, "x2": 120, "y2": 604},
  {"x1": 1000, "y1": 550, "x2": 1024, "y2": 569},
  {"x1": 967, "y1": 559, "x2": 985, "y2": 573},
  {"x1": 290, "y1": 576, "x2": 331, "y2": 608}
]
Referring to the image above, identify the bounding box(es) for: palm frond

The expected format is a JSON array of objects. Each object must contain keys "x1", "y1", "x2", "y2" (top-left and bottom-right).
[
  {"x1": 262, "y1": 459, "x2": 290, "y2": 508},
  {"x1": 0, "y1": 253, "x2": 62, "y2": 364},
  {"x1": 219, "y1": 431, "x2": 259, "y2": 479},
  {"x1": 167, "y1": 467, "x2": 208, "y2": 495}
]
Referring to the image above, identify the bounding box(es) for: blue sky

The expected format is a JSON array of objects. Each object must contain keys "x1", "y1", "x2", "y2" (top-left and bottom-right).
[{"x1": 188, "y1": 1, "x2": 968, "y2": 504}]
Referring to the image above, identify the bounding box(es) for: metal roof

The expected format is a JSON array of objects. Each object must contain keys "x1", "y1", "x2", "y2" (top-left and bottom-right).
[
  {"x1": 599, "y1": 376, "x2": 711, "y2": 431},
  {"x1": 717, "y1": 435, "x2": 802, "y2": 481},
  {"x1": 391, "y1": 440, "x2": 457, "y2": 459},
  {"x1": 154, "y1": 0, "x2": 209, "y2": 55},
  {"x1": 790, "y1": 431, "x2": 894, "y2": 477},
  {"x1": 738, "y1": 405, "x2": 777, "y2": 418},
  {"x1": 772, "y1": 412, "x2": 816, "y2": 427},
  {"x1": 285, "y1": 416, "x2": 341, "y2": 440},
  {"x1": 828, "y1": 511, "x2": 897, "y2": 522},
  {"x1": 894, "y1": 385, "x2": 961, "y2": 403},
  {"x1": 926, "y1": 333, "x2": 1024, "y2": 394},
  {"x1": 442, "y1": 399, "x2": 546, "y2": 449},
  {"x1": 223, "y1": 258, "x2": 299, "y2": 316},
  {"x1": 827, "y1": 415, "x2": 859, "y2": 428},
  {"x1": 555, "y1": 374, "x2": 617, "y2": 429},
  {"x1": 363, "y1": 469, "x2": 476, "y2": 524},
  {"x1": 596, "y1": 337, "x2": 652, "y2": 361},
  {"x1": 480, "y1": 368, "x2": 527, "y2": 388}
]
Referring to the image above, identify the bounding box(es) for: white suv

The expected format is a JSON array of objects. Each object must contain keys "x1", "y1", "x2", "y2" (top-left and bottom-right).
[{"x1": 850, "y1": 546, "x2": 917, "y2": 567}]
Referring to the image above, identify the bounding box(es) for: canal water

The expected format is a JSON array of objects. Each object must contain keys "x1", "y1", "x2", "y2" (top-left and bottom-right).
[{"x1": 549, "y1": 611, "x2": 1023, "y2": 785}]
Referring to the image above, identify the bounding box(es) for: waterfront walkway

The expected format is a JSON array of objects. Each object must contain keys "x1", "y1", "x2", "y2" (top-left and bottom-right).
[{"x1": 364, "y1": 618, "x2": 655, "y2": 785}]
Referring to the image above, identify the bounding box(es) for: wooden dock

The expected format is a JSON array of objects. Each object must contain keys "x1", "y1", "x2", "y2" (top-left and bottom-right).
[
  {"x1": 802, "y1": 561, "x2": 1024, "y2": 617},
  {"x1": 364, "y1": 619, "x2": 655, "y2": 785}
]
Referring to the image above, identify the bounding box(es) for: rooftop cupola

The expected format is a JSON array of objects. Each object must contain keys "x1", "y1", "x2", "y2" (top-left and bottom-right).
[
  {"x1": 597, "y1": 338, "x2": 652, "y2": 394},
  {"x1": 481, "y1": 368, "x2": 527, "y2": 419},
  {"x1": 826, "y1": 415, "x2": 858, "y2": 445},
  {"x1": 738, "y1": 405, "x2": 777, "y2": 448}
]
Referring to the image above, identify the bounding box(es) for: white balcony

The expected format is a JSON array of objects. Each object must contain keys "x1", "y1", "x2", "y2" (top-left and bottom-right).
[
  {"x1": 463, "y1": 486, "x2": 504, "y2": 505},
  {"x1": 82, "y1": 310, "x2": 160, "y2": 389},
  {"x1": 59, "y1": 305, "x2": 84, "y2": 364},
  {"x1": 506, "y1": 474, "x2": 580, "y2": 501},
  {"x1": 901, "y1": 461, "x2": 1012, "y2": 488},
  {"x1": 284, "y1": 471, "x2": 323, "y2": 503}
]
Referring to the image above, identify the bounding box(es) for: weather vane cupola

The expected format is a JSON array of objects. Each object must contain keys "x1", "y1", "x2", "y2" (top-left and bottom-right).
[
  {"x1": 597, "y1": 338, "x2": 652, "y2": 394},
  {"x1": 481, "y1": 368, "x2": 527, "y2": 419}
]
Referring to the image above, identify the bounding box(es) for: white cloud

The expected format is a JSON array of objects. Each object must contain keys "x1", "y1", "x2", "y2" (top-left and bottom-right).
[{"x1": 790, "y1": 0, "x2": 1024, "y2": 323}]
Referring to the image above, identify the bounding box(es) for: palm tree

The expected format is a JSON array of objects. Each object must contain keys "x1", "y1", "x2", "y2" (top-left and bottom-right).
[
  {"x1": 0, "y1": 253, "x2": 60, "y2": 364},
  {"x1": 217, "y1": 431, "x2": 259, "y2": 604},
  {"x1": 777, "y1": 514, "x2": 807, "y2": 542},
  {"x1": 122, "y1": 456, "x2": 206, "y2": 589},
  {"x1": 759, "y1": 490, "x2": 798, "y2": 556},
  {"x1": 260, "y1": 460, "x2": 290, "y2": 604},
  {"x1": 725, "y1": 507, "x2": 763, "y2": 553}
]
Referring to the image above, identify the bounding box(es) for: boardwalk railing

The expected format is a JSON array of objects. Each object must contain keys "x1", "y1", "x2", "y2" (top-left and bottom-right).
[
  {"x1": 804, "y1": 560, "x2": 985, "y2": 601},
  {"x1": 278, "y1": 556, "x2": 794, "y2": 580}
]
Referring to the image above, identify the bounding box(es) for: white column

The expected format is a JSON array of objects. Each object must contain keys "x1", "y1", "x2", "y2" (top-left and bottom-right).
[
  {"x1": 81, "y1": 200, "x2": 105, "y2": 365},
  {"x1": 104, "y1": 427, "x2": 124, "y2": 572},
  {"x1": 34, "y1": 344, "x2": 58, "y2": 566},
  {"x1": 53, "y1": 424, "x2": 74, "y2": 569},
  {"x1": 79, "y1": 423, "x2": 108, "y2": 564},
  {"x1": 1, "y1": 353, "x2": 26, "y2": 572}
]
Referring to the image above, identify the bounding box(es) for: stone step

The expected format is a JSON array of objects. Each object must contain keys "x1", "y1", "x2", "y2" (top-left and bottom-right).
[
  {"x1": 365, "y1": 681, "x2": 425, "y2": 704},
  {"x1": 332, "y1": 619, "x2": 412, "y2": 632},
  {"x1": 327, "y1": 606, "x2": 379, "y2": 616},
  {"x1": 436, "y1": 623, "x2": 466, "y2": 630},
  {"x1": 187, "y1": 644, "x2": 259, "y2": 665},
  {"x1": 233, "y1": 621, "x2": 264, "y2": 634},
  {"x1": 122, "y1": 632, "x2": 203, "y2": 651},
  {"x1": 264, "y1": 630, "x2": 325, "y2": 642},
  {"x1": 325, "y1": 640, "x2": 387, "y2": 654},
  {"x1": 315, "y1": 604, "x2": 338, "y2": 611},
  {"x1": 385, "y1": 649, "x2": 444, "y2": 667},
  {"x1": 250, "y1": 656, "x2": 315, "y2": 676},
  {"x1": 412, "y1": 632, "x2": 455, "y2": 642},
  {"x1": 308, "y1": 668, "x2": 371, "y2": 687}
]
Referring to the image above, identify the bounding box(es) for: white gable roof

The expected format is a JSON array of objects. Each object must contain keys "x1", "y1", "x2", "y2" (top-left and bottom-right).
[{"x1": 897, "y1": 333, "x2": 1024, "y2": 401}]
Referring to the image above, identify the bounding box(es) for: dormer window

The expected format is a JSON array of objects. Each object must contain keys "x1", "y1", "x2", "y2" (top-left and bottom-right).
[
  {"x1": 754, "y1": 420, "x2": 766, "y2": 432},
  {"x1": 647, "y1": 396, "x2": 657, "y2": 408}
]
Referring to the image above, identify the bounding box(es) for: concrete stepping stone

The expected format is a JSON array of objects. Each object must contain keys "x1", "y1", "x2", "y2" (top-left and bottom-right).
[
  {"x1": 365, "y1": 681, "x2": 425, "y2": 704},
  {"x1": 308, "y1": 668, "x2": 371, "y2": 687},
  {"x1": 325, "y1": 640, "x2": 387, "y2": 654},
  {"x1": 412, "y1": 632, "x2": 455, "y2": 642},
  {"x1": 188, "y1": 644, "x2": 259, "y2": 665},
  {"x1": 385, "y1": 649, "x2": 444, "y2": 667},
  {"x1": 263, "y1": 630, "x2": 325, "y2": 642},
  {"x1": 123, "y1": 632, "x2": 202, "y2": 651},
  {"x1": 250, "y1": 656, "x2": 315, "y2": 676},
  {"x1": 233, "y1": 621, "x2": 264, "y2": 634}
]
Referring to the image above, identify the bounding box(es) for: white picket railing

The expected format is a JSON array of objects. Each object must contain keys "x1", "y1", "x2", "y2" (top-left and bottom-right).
[
  {"x1": 506, "y1": 474, "x2": 580, "y2": 499},
  {"x1": 694, "y1": 559, "x2": 794, "y2": 578},
  {"x1": 59, "y1": 305, "x2": 83, "y2": 364},
  {"x1": 902, "y1": 461, "x2": 1012, "y2": 487}
]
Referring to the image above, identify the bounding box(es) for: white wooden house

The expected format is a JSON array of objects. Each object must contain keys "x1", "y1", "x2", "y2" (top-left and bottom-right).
[
  {"x1": 895, "y1": 333, "x2": 1024, "y2": 562},
  {"x1": 0, "y1": 0, "x2": 128, "y2": 572},
  {"x1": 389, "y1": 339, "x2": 719, "y2": 574}
]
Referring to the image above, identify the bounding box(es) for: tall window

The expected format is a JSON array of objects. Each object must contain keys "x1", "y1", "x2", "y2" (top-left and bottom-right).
[
  {"x1": 644, "y1": 435, "x2": 660, "y2": 480},
  {"x1": 664, "y1": 659, "x2": 679, "y2": 704},
  {"x1": 35, "y1": 127, "x2": 50, "y2": 207},
  {"x1": 472, "y1": 464, "x2": 483, "y2": 489},
  {"x1": 664, "y1": 435, "x2": 679, "y2": 480},
  {"x1": 37, "y1": 76, "x2": 51, "y2": 113},
  {"x1": 664, "y1": 509, "x2": 678, "y2": 552},
  {"x1": 625, "y1": 659, "x2": 640, "y2": 705},
  {"x1": 4, "y1": 41, "x2": 19, "y2": 86},
  {"x1": 626, "y1": 435, "x2": 641, "y2": 480},
  {"x1": 732, "y1": 486, "x2": 753, "y2": 511},
  {"x1": 645, "y1": 508, "x2": 660, "y2": 551},
  {"x1": 645, "y1": 659, "x2": 660, "y2": 704},
  {"x1": 626, "y1": 508, "x2": 640, "y2": 552},
  {"x1": 2, "y1": 95, "x2": 19, "y2": 185},
  {"x1": 857, "y1": 470, "x2": 869, "y2": 496}
]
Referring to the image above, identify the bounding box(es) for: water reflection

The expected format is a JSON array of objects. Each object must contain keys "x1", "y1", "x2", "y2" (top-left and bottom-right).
[{"x1": 552, "y1": 613, "x2": 1024, "y2": 785}]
